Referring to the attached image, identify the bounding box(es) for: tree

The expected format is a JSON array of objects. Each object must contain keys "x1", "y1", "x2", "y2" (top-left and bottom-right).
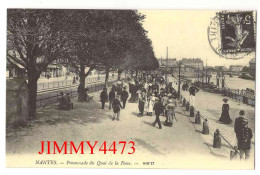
[
  {"x1": 93, "y1": 10, "x2": 158, "y2": 84},
  {"x1": 7, "y1": 9, "x2": 72, "y2": 119},
  {"x1": 61, "y1": 10, "x2": 104, "y2": 101},
  {"x1": 93, "y1": 10, "x2": 140, "y2": 86}
]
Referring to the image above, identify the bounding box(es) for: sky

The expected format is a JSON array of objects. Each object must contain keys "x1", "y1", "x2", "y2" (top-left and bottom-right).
[{"x1": 139, "y1": 10, "x2": 255, "y2": 67}]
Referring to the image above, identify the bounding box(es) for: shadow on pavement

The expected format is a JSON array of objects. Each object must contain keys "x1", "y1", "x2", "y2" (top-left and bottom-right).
[
  {"x1": 142, "y1": 121, "x2": 154, "y2": 127},
  {"x1": 35, "y1": 98, "x2": 108, "y2": 127},
  {"x1": 131, "y1": 111, "x2": 139, "y2": 116},
  {"x1": 195, "y1": 129, "x2": 203, "y2": 134},
  {"x1": 134, "y1": 138, "x2": 164, "y2": 156},
  {"x1": 213, "y1": 119, "x2": 234, "y2": 128},
  {"x1": 203, "y1": 143, "x2": 228, "y2": 159},
  {"x1": 107, "y1": 114, "x2": 114, "y2": 120}
]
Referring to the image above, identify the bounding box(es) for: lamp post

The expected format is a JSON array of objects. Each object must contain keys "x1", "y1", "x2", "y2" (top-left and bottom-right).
[
  {"x1": 197, "y1": 63, "x2": 200, "y2": 83},
  {"x1": 165, "y1": 47, "x2": 168, "y2": 83},
  {"x1": 178, "y1": 61, "x2": 182, "y2": 98},
  {"x1": 205, "y1": 59, "x2": 208, "y2": 84}
]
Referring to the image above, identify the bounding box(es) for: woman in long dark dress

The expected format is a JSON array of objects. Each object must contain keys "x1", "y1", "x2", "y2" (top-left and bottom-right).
[{"x1": 219, "y1": 98, "x2": 232, "y2": 124}]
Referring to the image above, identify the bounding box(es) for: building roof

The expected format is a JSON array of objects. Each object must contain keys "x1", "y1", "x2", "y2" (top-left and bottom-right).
[{"x1": 181, "y1": 58, "x2": 203, "y2": 63}]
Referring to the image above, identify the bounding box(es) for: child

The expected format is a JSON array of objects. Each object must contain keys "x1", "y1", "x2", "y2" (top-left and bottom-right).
[{"x1": 112, "y1": 95, "x2": 122, "y2": 121}]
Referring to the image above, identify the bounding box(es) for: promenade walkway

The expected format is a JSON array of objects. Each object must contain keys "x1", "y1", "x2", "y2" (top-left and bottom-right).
[
  {"x1": 170, "y1": 77, "x2": 255, "y2": 164},
  {"x1": 6, "y1": 81, "x2": 253, "y2": 168}
]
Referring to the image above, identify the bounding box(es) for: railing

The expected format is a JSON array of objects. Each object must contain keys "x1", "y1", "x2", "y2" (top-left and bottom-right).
[
  {"x1": 223, "y1": 82, "x2": 255, "y2": 107},
  {"x1": 36, "y1": 80, "x2": 117, "y2": 108},
  {"x1": 191, "y1": 79, "x2": 255, "y2": 107},
  {"x1": 37, "y1": 76, "x2": 108, "y2": 91}
]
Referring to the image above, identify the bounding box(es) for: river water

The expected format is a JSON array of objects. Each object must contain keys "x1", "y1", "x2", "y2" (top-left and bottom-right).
[{"x1": 210, "y1": 75, "x2": 255, "y2": 91}]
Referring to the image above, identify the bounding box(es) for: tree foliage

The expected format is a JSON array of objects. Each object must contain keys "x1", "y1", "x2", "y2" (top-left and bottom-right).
[
  {"x1": 7, "y1": 9, "x2": 159, "y2": 118},
  {"x1": 7, "y1": 9, "x2": 72, "y2": 119}
]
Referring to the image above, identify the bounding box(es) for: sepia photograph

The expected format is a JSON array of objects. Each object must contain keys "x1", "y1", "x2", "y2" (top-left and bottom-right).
[{"x1": 3, "y1": 2, "x2": 257, "y2": 171}]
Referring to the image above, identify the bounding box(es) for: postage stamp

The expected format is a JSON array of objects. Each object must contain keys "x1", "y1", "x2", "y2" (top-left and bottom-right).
[
  {"x1": 219, "y1": 11, "x2": 255, "y2": 53},
  {"x1": 208, "y1": 11, "x2": 256, "y2": 60}
]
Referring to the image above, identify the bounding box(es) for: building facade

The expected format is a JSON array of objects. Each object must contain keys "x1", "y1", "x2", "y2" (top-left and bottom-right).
[
  {"x1": 157, "y1": 58, "x2": 177, "y2": 67},
  {"x1": 6, "y1": 59, "x2": 26, "y2": 78},
  {"x1": 214, "y1": 66, "x2": 228, "y2": 72},
  {"x1": 181, "y1": 58, "x2": 204, "y2": 70},
  {"x1": 6, "y1": 56, "x2": 68, "y2": 79},
  {"x1": 229, "y1": 65, "x2": 243, "y2": 72}
]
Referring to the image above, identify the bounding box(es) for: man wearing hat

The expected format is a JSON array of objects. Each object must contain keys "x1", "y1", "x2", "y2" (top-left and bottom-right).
[
  {"x1": 235, "y1": 110, "x2": 253, "y2": 160},
  {"x1": 236, "y1": 118, "x2": 253, "y2": 160},
  {"x1": 138, "y1": 91, "x2": 146, "y2": 116},
  {"x1": 100, "y1": 87, "x2": 108, "y2": 109},
  {"x1": 188, "y1": 83, "x2": 199, "y2": 107},
  {"x1": 121, "y1": 87, "x2": 129, "y2": 109},
  {"x1": 108, "y1": 87, "x2": 116, "y2": 110},
  {"x1": 152, "y1": 97, "x2": 164, "y2": 129},
  {"x1": 234, "y1": 110, "x2": 246, "y2": 136}
]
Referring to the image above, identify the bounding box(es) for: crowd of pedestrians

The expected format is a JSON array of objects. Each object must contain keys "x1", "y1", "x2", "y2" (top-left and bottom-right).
[
  {"x1": 99, "y1": 74, "x2": 178, "y2": 128},
  {"x1": 128, "y1": 74, "x2": 178, "y2": 129},
  {"x1": 100, "y1": 81, "x2": 129, "y2": 121}
]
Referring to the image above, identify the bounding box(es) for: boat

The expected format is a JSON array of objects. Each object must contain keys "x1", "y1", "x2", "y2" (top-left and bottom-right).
[{"x1": 238, "y1": 72, "x2": 254, "y2": 80}]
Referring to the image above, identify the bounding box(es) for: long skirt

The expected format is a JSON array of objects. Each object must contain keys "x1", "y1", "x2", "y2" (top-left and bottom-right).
[
  {"x1": 219, "y1": 109, "x2": 232, "y2": 124},
  {"x1": 147, "y1": 101, "x2": 154, "y2": 113}
]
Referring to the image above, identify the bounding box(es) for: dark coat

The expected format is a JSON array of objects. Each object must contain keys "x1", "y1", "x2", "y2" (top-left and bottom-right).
[
  {"x1": 121, "y1": 90, "x2": 129, "y2": 100},
  {"x1": 234, "y1": 117, "x2": 245, "y2": 137},
  {"x1": 237, "y1": 127, "x2": 253, "y2": 149},
  {"x1": 153, "y1": 101, "x2": 164, "y2": 115},
  {"x1": 116, "y1": 86, "x2": 122, "y2": 95},
  {"x1": 112, "y1": 99, "x2": 122, "y2": 113},
  {"x1": 100, "y1": 90, "x2": 108, "y2": 102},
  {"x1": 189, "y1": 86, "x2": 199, "y2": 96},
  {"x1": 109, "y1": 90, "x2": 116, "y2": 101}
]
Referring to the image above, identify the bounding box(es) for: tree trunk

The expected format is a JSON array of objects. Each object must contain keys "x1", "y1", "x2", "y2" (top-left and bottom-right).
[
  {"x1": 27, "y1": 74, "x2": 39, "y2": 120},
  {"x1": 78, "y1": 65, "x2": 86, "y2": 102},
  {"x1": 118, "y1": 69, "x2": 123, "y2": 81},
  {"x1": 105, "y1": 67, "x2": 110, "y2": 88}
]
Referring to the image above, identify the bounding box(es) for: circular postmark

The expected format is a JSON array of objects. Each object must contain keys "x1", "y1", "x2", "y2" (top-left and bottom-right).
[{"x1": 208, "y1": 11, "x2": 256, "y2": 60}]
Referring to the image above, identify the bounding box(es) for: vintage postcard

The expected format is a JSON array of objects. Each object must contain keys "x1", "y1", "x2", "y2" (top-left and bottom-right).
[{"x1": 6, "y1": 9, "x2": 256, "y2": 169}]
